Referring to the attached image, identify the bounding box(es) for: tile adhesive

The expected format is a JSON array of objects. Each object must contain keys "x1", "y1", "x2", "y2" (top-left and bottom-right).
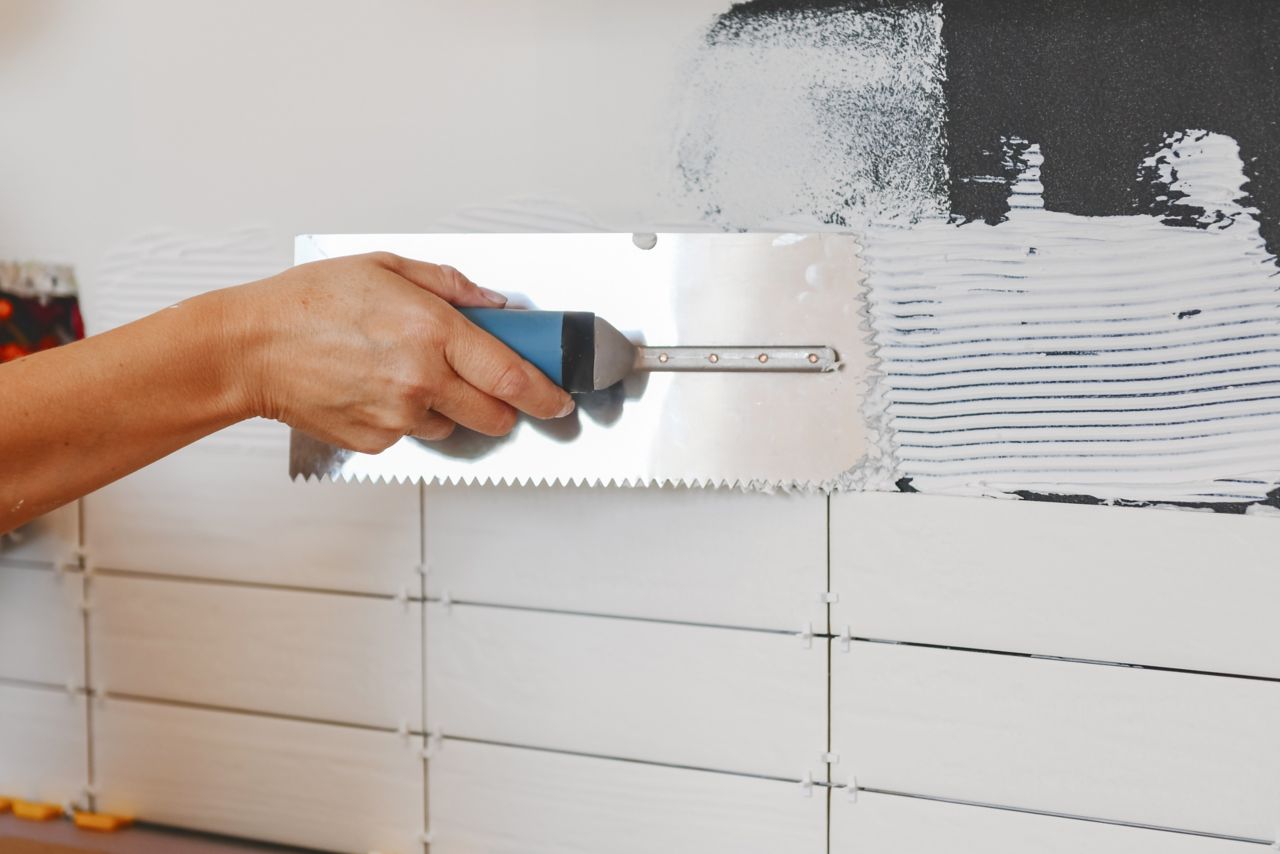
[{"x1": 678, "y1": 0, "x2": 1280, "y2": 512}]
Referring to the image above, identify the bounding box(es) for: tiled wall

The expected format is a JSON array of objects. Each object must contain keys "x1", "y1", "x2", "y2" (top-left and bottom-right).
[{"x1": 2, "y1": 446, "x2": 1278, "y2": 853}]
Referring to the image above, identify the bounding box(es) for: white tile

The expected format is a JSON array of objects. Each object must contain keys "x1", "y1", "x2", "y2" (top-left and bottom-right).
[
  {"x1": 425, "y1": 484, "x2": 826, "y2": 630},
  {"x1": 832, "y1": 791, "x2": 1263, "y2": 853},
  {"x1": 0, "y1": 683, "x2": 87, "y2": 806},
  {"x1": 832, "y1": 641, "x2": 1280, "y2": 841},
  {"x1": 84, "y1": 436, "x2": 420, "y2": 594},
  {"x1": 427, "y1": 603, "x2": 825, "y2": 779},
  {"x1": 0, "y1": 566, "x2": 83, "y2": 687},
  {"x1": 92, "y1": 574, "x2": 421, "y2": 729},
  {"x1": 430, "y1": 739, "x2": 826, "y2": 854},
  {"x1": 831, "y1": 492, "x2": 1280, "y2": 676},
  {"x1": 95, "y1": 698, "x2": 424, "y2": 854},
  {"x1": 0, "y1": 502, "x2": 78, "y2": 567}
]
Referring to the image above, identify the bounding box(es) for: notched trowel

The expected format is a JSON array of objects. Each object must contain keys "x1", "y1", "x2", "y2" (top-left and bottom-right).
[{"x1": 289, "y1": 232, "x2": 870, "y2": 489}]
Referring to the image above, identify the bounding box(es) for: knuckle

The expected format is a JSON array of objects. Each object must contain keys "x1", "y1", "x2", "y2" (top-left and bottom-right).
[
  {"x1": 365, "y1": 251, "x2": 399, "y2": 269},
  {"x1": 491, "y1": 363, "x2": 531, "y2": 400}
]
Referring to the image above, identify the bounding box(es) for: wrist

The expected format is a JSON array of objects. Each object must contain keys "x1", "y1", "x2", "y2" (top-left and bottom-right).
[{"x1": 200, "y1": 282, "x2": 271, "y2": 423}]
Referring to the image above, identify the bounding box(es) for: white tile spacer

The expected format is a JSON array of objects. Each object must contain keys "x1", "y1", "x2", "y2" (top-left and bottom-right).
[
  {"x1": 846, "y1": 774, "x2": 859, "y2": 803},
  {"x1": 837, "y1": 626, "x2": 852, "y2": 653},
  {"x1": 440, "y1": 590, "x2": 453, "y2": 610},
  {"x1": 797, "y1": 622, "x2": 814, "y2": 649},
  {"x1": 415, "y1": 561, "x2": 431, "y2": 578},
  {"x1": 819, "y1": 591, "x2": 840, "y2": 604},
  {"x1": 394, "y1": 587, "x2": 412, "y2": 608},
  {"x1": 64, "y1": 679, "x2": 78, "y2": 697},
  {"x1": 396, "y1": 720, "x2": 412, "y2": 739},
  {"x1": 822, "y1": 751, "x2": 840, "y2": 765},
  {"x1": 422, "y1": 730, "x2": 443, "y2": 759},
  {"x1": 798, "y1": 770, "x2": 815, "y2": 798},
  {"x1": 419, "y1": 830, "x2": 435, "y2": 846}
]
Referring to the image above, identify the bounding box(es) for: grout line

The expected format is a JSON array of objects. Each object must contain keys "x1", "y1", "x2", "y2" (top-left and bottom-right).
[
  {"x1": 850, "y1": 636, "x2": 1280, "y2": 684},
  {"x1": 0, "y1": 558, "x2": 80, "y2": 573},
  {"x1": 845, "y1": 787, "x2": 1275, "y2": 847},
  {"x1": 82, "y1": 566, "x2": 96, "y2": 812},
  {"x1": 92, "y1": 567, "x2": 412, "y2": 602},
  {"x1": 97, "y1": 691, "x2": 417, "y2": 737},
  {"x1": 424, "y1": 597, "x2": 799, "y2": 636},
  {"x1": 419, "y1": 480, "x2": 430, "y2": 853},
  {"x1": 824, "y1": 492, "x2": 833, "y2": 854},
  {"x1": 0, "y1": 674, "x2": 88, "y2": 694},
  {"x1": 441, "y1": 734, "x2": 819, "y2": 787}
]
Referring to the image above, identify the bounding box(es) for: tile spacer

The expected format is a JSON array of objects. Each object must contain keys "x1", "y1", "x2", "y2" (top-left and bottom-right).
[
  {"x1": 422, "y1": 730, "x2": 443, "y2": 759},
  {"x1": 440, "y1": 590, "x2": 453, "y2": 610},
  {"x1": 797, "y1": 622, "x2": 814, "y2": 649},
  {"x1": 74, "y1": 811, "x2": 134, "y2": 832},
  {"x1": 822, "y1": 752, "x2": 840, "y2": 765},
  {"x1": 12, "y1": 800, "x2": 63, "y2": 821},
  {"x1": 837, "y1": 626, "x2": 852, "y2": 653},
  {"x1": 798, "y1": 770, "x2": 815, "y2": 798},
  {"x1": 819, "y1": 591, "x2": 840, "y2": 604},
  {"x1": 846, "y1": 774, "x2": 859, "y2": 803}
]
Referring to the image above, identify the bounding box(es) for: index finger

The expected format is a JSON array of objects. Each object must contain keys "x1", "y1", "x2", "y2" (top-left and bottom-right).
[{"x1": 444, "y1": 318, "x2": 575, "y2": 420}]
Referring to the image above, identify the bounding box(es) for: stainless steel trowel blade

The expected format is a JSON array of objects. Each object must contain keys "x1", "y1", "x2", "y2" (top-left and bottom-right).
[{"x1": 289, "y1": 232, "x2": 870, "y2": 490}]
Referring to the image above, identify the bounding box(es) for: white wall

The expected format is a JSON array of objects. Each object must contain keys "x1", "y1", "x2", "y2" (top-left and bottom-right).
[{"x1": 0, "y1": 0, "x2": 727, "y2": 328}]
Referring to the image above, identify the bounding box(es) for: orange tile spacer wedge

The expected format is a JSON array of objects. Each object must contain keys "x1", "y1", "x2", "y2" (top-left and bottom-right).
[{"x1": 12, "y1": 799, "x2": 64, "y2": 821}]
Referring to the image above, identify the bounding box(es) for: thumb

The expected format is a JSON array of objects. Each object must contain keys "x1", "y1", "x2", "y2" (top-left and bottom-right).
[{"x1": 372, "y1": 252, "x2": 508, "y2": 308}]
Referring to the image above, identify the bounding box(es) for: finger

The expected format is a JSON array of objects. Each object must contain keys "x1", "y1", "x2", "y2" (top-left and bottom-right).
[
  {"x1": 433, "y1": 374, "x2": 520, "y2": 437},
  {"x1": 445, "y1": 323, "x2": 575, "y2": 420},
  {"x1": 409, "y1": 409, "x2": 457, "y2": 442},
  {"x1": 372, "y1": 252, "x2": 507, "y2": 308}
]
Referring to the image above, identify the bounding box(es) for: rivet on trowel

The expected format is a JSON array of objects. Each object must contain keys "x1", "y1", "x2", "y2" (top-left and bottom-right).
[
  {"x1": 807, "y1": 353, "x2": 819, "y2": 364},
  {"x1": 658, "y1": 352, "x2": 669, "y2": 363},
  {"x1": 758, "y1": 353, "x2": 769, "y2": 364},
  {"x1": 708, "y1": 353, "x2": 719, "y2": 364}
]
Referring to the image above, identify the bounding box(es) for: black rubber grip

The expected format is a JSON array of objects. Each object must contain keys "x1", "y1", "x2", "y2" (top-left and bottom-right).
[{"x1": 559, "y1": 311, "x2": 596, "y2": 393}]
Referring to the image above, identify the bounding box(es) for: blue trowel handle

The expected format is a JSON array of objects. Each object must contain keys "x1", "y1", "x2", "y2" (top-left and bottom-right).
[{"x1": 458, "y1": 308, "x2": 596, "y2": 393}]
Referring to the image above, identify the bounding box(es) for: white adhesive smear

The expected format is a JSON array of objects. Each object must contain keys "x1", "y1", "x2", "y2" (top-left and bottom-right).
[
  {"x1": 673, "y1": 2, "x2": 947, "y2": 229},
  {"x1": 859, "y1": 134, "x2": 1280, "y2": 506}
]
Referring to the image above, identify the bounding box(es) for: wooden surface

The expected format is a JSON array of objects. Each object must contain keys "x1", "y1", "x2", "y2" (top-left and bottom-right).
[
  {"x1": 0, "y1": 566, "x2": 84, "y2": 687},
  {"x1": 831, "y1": 791, "x2": 1265, "y2": 853},
  {"x1": 428, "y1": 738, "x2": 826, "y2": 854},
  {"x1": 831, "y1": 492, "x2": 1280, "y2": 676},
  {"x1": 91, "y1": 574, "x2": 421, "y2": 728},
  {"x1": 83, "y1": 439, "x2": 420, "y2": 595},
  {"x1": 0, "y1": 684, "x2": 87, "y2": 806},
  {"x1": 426, "y1": 602, "x2": 826, "y2": 779},
  {"x1": 832, "y1": 640, "x2": 1280, "y2": 841},
  {"x1": 0, "y1": 815, "x2": 318, "y2": 854},
  {"x1": 94, "y1": 697, "x2": 424, "y2": 854},
  {"x1": 424, "y1": 483, "x2": 826, "y2": 630}
]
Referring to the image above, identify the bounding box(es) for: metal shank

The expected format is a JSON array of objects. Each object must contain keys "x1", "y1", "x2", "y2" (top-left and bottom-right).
[{"x1": 636, "y1": 346, "x2": 838, "y2": 372}]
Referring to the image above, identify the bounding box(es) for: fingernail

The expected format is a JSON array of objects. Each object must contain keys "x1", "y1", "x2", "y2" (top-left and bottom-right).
[
  {"x1": 479, "y1": 287, "x2": 507, "y2": 306},
  {"x1": 556, "y1": 397, "x2": 576, "y2": 418}
]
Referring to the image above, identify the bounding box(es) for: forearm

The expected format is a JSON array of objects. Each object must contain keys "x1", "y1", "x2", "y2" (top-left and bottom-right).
[{"x1": 0, "y1": 287, "x2": 252, "y2": 531}]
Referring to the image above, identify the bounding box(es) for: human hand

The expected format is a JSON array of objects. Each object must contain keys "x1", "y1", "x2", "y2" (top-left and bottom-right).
[{"x1": 225, "y1": 252, "x2": 575, "y2": 453}]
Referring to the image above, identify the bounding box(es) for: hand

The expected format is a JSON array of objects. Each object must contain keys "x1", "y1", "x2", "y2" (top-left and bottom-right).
[{"x1": 226, "y1": 252, "x2": 575, "y2": 453}]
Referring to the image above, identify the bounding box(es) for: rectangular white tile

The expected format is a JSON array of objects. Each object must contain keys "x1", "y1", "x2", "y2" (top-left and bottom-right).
[
  {"x1": 430, "y1": 739, "x2": 826, "y2": 854},
  {"x1": 95, "y1": 698, "x2": 424, "y2": 854},
  {"x1": 0, "y1": 683, "x2": 87, "y2": 807},
  {"x1": 84, "y1": 435, "x2": 420, "y2": 595},
  {"x1": 832, "y1": 791, "x2": 1263, "y2": 853},
  {"x1": 0, "y1": 502, "x2": 77, "y2": 568},
  {"x1": 832, "y1": 641, "x2": 1280, "y2": 841},
  {"x1": 427, "y1": 603, "x2": 825, "y2": 779},
  {"x1": 424, "y1": 484, "x2": 826, "y2": 630},
  {"x1": 0, "y1": 566, "x2": 83, "y2": 687},
  {"x1": 831, "y1": 492, "x2": 1280, "y2": 676},
  {"x1": 92, "y1": 574, "x2": 421, "y2": 729}
]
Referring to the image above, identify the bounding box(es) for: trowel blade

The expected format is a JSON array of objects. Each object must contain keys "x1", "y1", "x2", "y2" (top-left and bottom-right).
[{"x1": 289, "y1": 232, "x2": 870, "y2": 490}]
